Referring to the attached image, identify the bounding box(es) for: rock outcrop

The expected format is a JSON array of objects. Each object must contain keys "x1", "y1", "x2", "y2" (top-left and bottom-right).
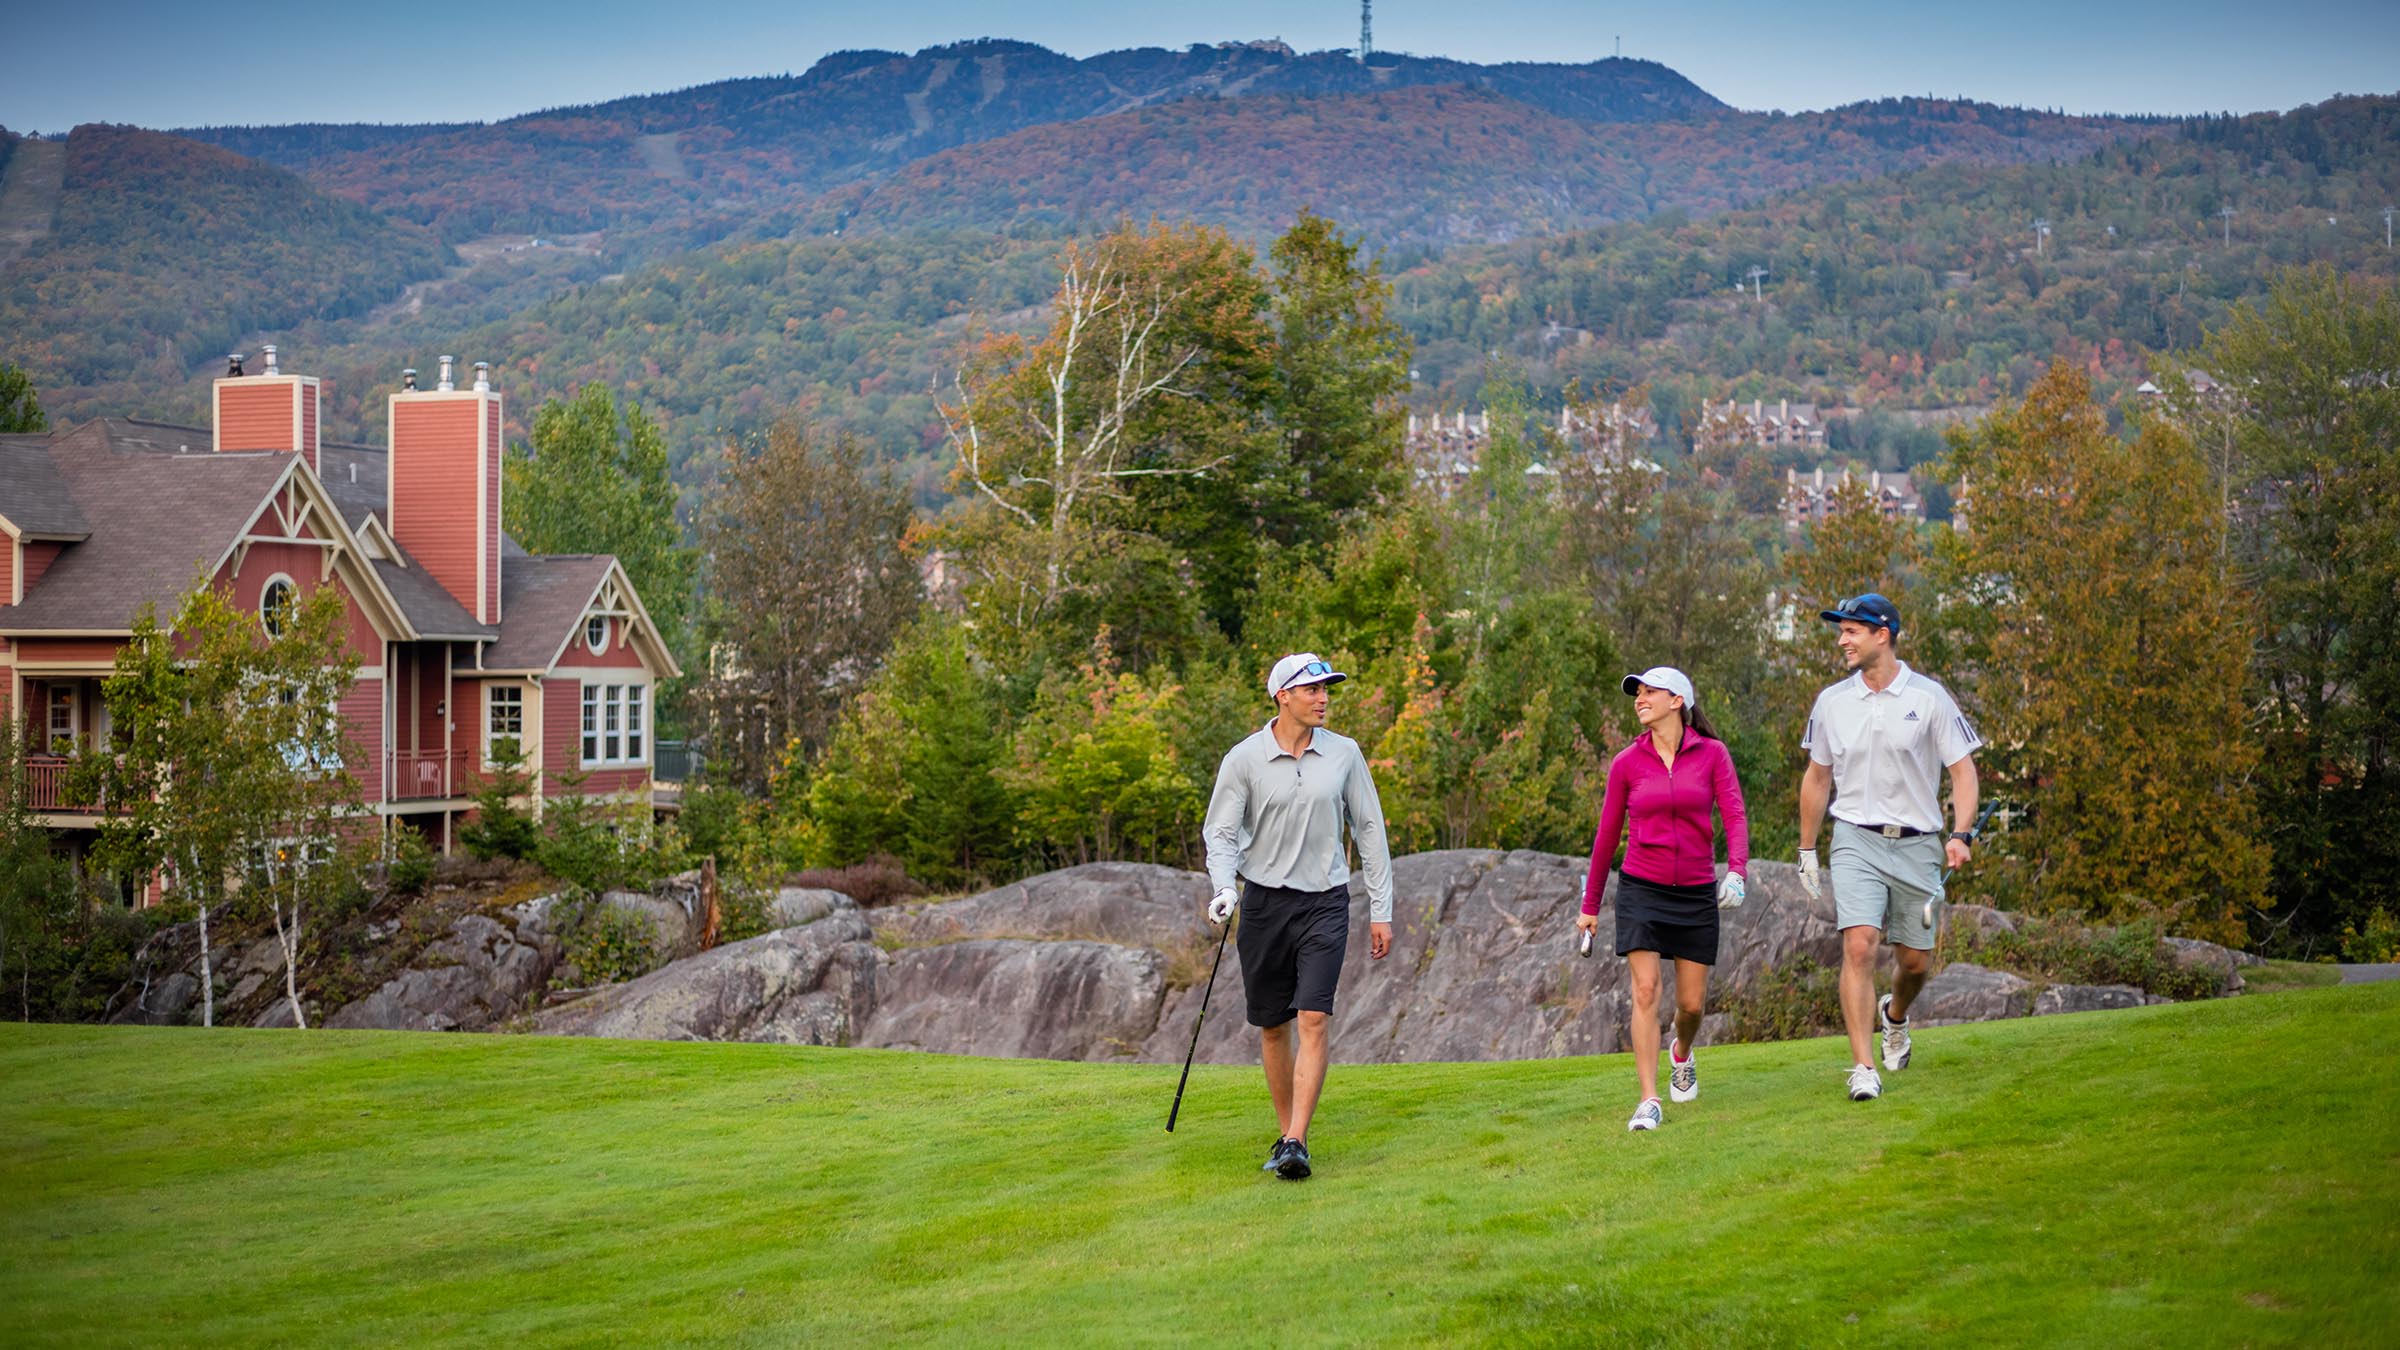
[
  {"x1": 532, "y1": 904, "x2": 880, "y2": 1044},
  {"x1": 326, "y1": 902, "x2": 562, "y2": 1032}
]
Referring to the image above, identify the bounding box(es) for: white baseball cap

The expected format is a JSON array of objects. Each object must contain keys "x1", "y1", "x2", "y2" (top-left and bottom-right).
[
  {"x1": 1620, "y1": 666, "x2": 1695, "y2": 706},
  {"x1": 1268, "y1": 652, "x2": 1348, "y2": 697}
]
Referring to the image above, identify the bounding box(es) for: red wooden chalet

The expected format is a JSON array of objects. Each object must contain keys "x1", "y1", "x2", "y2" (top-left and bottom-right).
[{"x1": 1, "y1": 350, "x2": 681, "y2": 898}]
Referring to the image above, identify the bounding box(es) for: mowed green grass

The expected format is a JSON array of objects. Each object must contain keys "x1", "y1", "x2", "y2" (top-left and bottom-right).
[{"x1": 3, "y1": 987, "x2": 2395, "y2": 1347}]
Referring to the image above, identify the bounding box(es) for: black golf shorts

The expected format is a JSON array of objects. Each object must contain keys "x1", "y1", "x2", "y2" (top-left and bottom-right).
[{"x1": 1236, "y1": 879, "x2": 1352, "y2": 1028}]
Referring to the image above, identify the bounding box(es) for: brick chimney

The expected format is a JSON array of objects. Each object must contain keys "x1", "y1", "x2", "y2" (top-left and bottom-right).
[
  {"x1": 387, "y1": 356, "x2": 503, "y2": 625},
  {"x1": 212, "y1": 344, "x2": 322, "y2": 475}
]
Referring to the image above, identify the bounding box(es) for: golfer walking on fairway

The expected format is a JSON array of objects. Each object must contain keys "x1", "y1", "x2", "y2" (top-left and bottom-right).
[
  {"x1": 1202, "y1": 653, "x2": 1395, "y2": 1181},
  {"x1": 1577, "y1": 667, "x2": 1750, "y2": 1133},
  {"x1": 1797, "y1": 594, "x2": 1982, "y2": 1102}
]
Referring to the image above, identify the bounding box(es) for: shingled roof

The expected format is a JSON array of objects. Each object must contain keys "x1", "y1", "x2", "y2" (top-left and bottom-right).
[
  {"x1": 483, "y1": 554, "x2": 616, "y2": 672},
  {"x1": 3, "y1": 420, "x2": 295, "y2": 632},
  {"x1": 0, "y1": 434, "x2": 92, "y2": 539}
]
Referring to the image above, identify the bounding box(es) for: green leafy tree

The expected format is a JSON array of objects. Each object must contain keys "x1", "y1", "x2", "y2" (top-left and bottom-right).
[
  {"x1": 0, "y1": 360, "x2": 47, "y2": 433},
  {"x1": 1003, "y1": 638, "x2": 1205, "y2": 869},
  {"x1": 1262, "y1": 210, "x2": 1412, "y2": 544},
  {"x1": 81, "y1": 578, "x2": 362, "y2": 1026},
  {"x1": 1941, "y1": 363, "x2": 2267, "y2": 942},
  {"x1": 696, "y1": 420, "x2": 920, "y2": 792},
  {"x1": 2197, "y1": 267, "x2": 2400, "y2": 948},
  {"x1": 0, "y1": 716, "x2": 77, "y2": 1018},
  {"x1": 793, "y1": 617, "x2": 1015, "y2": 888},
  {"x1": 506, "y1": 385, "x2": 699, "y2": 702}
]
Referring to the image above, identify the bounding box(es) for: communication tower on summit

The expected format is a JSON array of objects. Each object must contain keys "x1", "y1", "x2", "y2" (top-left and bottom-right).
[{"x1": 1360, "y1": 0, "x2": 1372, "y2": 63}]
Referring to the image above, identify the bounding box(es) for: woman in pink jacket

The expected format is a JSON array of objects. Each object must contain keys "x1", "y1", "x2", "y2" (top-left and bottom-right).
[{"x1": 1576, "y1": 665, "x2": 1750, "y2": 1132}]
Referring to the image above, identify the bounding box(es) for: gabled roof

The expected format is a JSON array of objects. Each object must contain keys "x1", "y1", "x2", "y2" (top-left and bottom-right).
[
  {"x1": 3, "y1": 420, "x2": 298, "y2": 631},
  {"x1": 482, "y1": 554, "x2": 616, "y2": 671},
  {"x1": 0, "y1": 434, "x2": 91, "y2": 540}
]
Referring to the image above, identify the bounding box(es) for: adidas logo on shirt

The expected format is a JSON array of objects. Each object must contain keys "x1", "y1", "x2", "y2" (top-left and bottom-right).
[{"x1": 1904, "y1": 710, "x2": 1920, "y2": 721}]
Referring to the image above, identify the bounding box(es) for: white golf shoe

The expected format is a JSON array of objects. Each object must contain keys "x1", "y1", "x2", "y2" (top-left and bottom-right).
[
  {"x1": 1878, "y1": 994, "x2": 1913, "y2": 1072},
  {"x1": 1628, "y1": 1097, "x2": 1663, "y2": 1132},
  {"x1": 1668, "y1": 1041, "x2": 1699, "y2": 1103},
  {"x1": 1847, "y1": 1064, "x2": 1882, "y2": 1101}
]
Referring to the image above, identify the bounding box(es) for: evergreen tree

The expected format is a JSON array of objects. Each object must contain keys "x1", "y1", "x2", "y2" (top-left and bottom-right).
[{"x1": 0, "y1": 360, "x2": 46, "y2": 433}]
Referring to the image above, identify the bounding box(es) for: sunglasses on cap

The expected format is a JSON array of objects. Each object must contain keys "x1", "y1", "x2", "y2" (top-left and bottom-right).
[{"x1": 1280, "y1": 660, "x2": 1336, "y2": 690}]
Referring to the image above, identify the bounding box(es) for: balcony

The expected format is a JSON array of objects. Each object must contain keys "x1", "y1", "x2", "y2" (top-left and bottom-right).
[
  {"x1": 391, "y1": 749, "x2": 467, "y2": 802},
  {"x1": 23, "y1": 756, "x2": 98, "y2": 813}
]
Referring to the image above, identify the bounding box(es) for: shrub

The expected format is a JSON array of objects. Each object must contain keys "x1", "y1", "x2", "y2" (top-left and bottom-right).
[
  {"x1": 460, "y1": 751, "x2": 541, "y2": 861},
  {"x1": 714, "y1": 879, "x2": 776, "y2": 945},
  {"x1": 381, "y1": 825, "x2": 437, "y2": 897},
  {"x1": 1951, "y1": 915, "x2": 2224, "y2": 1001},
  {"x1": 1713, "y1": 956, "x2": 1844, "y2": 1044},
  {"x1": 2340, "y1": 909, "x2": 2400, "y2": 964},
  {"x1": 781, "y1": 854, "x2": 927, "y2": 908},
  {"x1": 556, "y1": 896, "x2": 661, "y2": 986}
]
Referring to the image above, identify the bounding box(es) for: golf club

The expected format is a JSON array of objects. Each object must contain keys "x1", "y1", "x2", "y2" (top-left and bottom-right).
[
  {"x1": 1924, "y1": 803, "x2": 1999, "y2": 927},
  {"x1": 1165, "y1": 916, "x2": 1233, "y2": 1133}
]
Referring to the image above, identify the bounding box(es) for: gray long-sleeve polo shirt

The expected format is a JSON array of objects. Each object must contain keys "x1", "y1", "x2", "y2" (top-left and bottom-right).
[{"x1": 1202, "y1": 719, "x2": 1395, "y2": 923}]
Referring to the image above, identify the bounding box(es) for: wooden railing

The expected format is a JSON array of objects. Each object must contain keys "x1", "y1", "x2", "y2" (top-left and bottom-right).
[
  {"x1": 390, "y1": 749, "x2": 463, "y2": 801},
  {"x1": 23, "y1": 757, "x2": 97, "y2": 812}
]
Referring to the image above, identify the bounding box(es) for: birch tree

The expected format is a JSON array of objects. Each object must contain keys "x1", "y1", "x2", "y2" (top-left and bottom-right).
[{"x1": 81, "y1": 579, "x2": 361, "y2": 1026}]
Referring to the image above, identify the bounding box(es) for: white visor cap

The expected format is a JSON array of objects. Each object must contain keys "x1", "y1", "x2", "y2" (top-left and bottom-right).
[
  {"x1": 1620, "y1": 666, "x2": 1696, "y2": 706},
  {"x1": 1268, "y1": 652, "x2": 1349, "y2": 697}
]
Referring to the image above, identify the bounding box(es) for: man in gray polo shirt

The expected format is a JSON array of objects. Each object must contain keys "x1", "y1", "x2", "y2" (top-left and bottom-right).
[
  {"x1": 1797, "y1": 594, "x2": 1982, "y2": 1102},
  {"x1": 1202, "y1": 652, "x2": 1395, "y2": 1181}
]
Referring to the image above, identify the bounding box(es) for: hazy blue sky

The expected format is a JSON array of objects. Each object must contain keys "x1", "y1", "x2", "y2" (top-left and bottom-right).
[{"x1": 4, "y1": 0, "x2": 2395, "y2": 132}]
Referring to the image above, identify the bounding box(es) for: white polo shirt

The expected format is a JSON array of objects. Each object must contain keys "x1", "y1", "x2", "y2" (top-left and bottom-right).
[{"x1": 1802, "y1": 662, "x2": 1982, "y2": 833}]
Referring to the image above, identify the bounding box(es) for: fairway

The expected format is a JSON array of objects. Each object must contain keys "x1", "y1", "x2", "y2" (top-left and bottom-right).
[{"x1": 3, "y1": 987, "x2": 2395, "y2": 1346}]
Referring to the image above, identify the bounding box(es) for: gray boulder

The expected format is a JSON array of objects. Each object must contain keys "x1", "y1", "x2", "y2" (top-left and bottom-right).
[
  {"x1": 769, "y1": 888, "x2": 855, "y2": 929},
  {"x1": 871, "y1": 861, "x2": 1209, "y2": 950},
  {"x1": 2160, "y1": 936, "x2": 2249, "y2": 994},
  {"x1": 1910, "y1": 963, "x2": 2032, "y2": 1025},
  {"x1": 597, "y1": 890, "x2": 697, "y2": 959},
  {"x1": 115, "y1": 972, "x2": 198, "y2": 1026},
  {"x1": 858, "y1": 940, "x2": 1166, "y2": 1061},
  {"x1": 2032, "y1": 983, "x2": 2151, "y2": 1016},
  {"x1": 532, "y1": 910, "x2": 880, "y2": 1045},
  {"x1": 326, "y1": 910, "x2": 561, "y2": 1032},
  {"x1": 1943, "y1": 904, "x2": 2020, "y2": 938}
]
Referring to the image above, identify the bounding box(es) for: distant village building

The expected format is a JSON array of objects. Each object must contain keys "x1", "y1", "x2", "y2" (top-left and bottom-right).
[
  {"x1": 1703, "y1": 397, "x2": 1832, "y2": 452},
  {"x1": 1403, "y1": 403, "x2": 1659, "y2": 494},
  {"x1": 1783, "y1": 465, "x2": 1924, "y2": 531}
]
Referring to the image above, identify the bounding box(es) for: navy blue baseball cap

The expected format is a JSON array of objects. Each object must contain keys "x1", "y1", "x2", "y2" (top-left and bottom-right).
[{"x1": 1820, "y1": 592, "x2": 1901, "y2": 636}]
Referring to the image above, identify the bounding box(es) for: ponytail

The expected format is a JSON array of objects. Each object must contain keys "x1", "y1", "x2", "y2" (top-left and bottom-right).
[{"x1": 1685, "y1": 700, "x2": 1721, "y2": 742}]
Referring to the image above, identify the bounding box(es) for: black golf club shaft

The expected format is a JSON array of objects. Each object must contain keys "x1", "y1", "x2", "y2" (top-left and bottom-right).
[{"x1": 1166, "y1": 918, "x2": 1232, "y2": 1133}]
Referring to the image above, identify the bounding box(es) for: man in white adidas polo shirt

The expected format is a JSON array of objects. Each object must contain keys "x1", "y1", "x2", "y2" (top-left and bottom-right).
[{"x1": 1796, "y1": 593, "x2": 1982, "y2": 1102}]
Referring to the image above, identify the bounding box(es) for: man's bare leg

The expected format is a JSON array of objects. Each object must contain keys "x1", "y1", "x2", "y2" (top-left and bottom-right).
[
  {"x1": 1285, "y1": 1011, "x2": 1332, "y2": 1143},
  {"x1": 1260, "y1": 1022, "x2": 1298, "y2": 1137},
  {"x1": 1840, "y1": 924, "x2": 1882, "y2": 1067},
  {"x1": 1889, "y1": 944, "x2": 1931, "y2": 1022}
]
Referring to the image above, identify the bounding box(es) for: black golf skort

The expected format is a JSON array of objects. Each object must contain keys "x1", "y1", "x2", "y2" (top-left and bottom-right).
[
  {"x1": 1613, "y1": 871, "x2": 1720, "y2": 965},
  {"x1": 1236, "y1": 879, "x2": 1352, "y2": 1028}
]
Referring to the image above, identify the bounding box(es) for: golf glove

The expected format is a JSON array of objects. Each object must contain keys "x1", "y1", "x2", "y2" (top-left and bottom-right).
[
  {"x1": 1208, "y1": 888, "x2": 1238, "y2": 925},
  {"x1": 1717, "y1": 873, "x2": 1746, "y2": 909},
  {"x1": 1798, "y1": 849, "x2": 1821, "y2": 899}
]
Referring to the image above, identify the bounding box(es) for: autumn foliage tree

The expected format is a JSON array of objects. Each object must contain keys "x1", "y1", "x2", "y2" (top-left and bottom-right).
[{"x1": 1941, "y1": 363, "x2": 2267, "y2": 941}]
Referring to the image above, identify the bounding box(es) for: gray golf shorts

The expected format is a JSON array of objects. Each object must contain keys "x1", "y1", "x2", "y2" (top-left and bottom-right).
[{"x1": 1829, "y1": 820, "x2": 1941, "y2": 951}]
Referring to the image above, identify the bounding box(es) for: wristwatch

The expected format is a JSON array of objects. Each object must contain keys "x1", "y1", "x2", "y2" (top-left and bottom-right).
[{"x1": 1948, "y1": 830, "x2": 1977, "y2": 845}]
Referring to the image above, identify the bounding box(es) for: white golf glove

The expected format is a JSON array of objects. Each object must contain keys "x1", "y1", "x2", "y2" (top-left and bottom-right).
[
  {"x1": 1717, "y1": 873, "x2": 1746, "y2": 909},
  {"x1": 1207, "y1": 888, "x2": 1238, "y2": 925},
  {"x1": 1798, "y1": 849, "x2": 1821, "y2": 900}
]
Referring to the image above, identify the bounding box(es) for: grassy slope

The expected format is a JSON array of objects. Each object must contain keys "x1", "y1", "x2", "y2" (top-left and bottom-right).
[{"x1": 2, "y1": 986, "x2": 2393, "y2": 1346}]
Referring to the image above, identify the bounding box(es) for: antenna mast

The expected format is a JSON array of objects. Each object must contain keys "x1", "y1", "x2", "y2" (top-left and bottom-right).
[{"x1": 1360, "y1": 0, "x2": 1372, "y2": 63}]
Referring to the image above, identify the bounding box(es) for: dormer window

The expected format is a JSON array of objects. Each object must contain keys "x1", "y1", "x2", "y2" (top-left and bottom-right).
[
  {"x1": 261, "y1": 577, "x2": 297, "y2": 638},
  {"x1": 585, "y1": 615, "x2": 609, "y2": 653}
]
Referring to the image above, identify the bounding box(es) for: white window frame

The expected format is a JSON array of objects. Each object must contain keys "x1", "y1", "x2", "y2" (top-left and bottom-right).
[
  {"x1": 485, "y1": 685, "x2": 525, "y2": 765},
  {"x1": 259, "y1": 573, "x2": 299, "y2": 639},
  {"x1": 585, "y1": 615, "x2": 610, "y2": 654},
  {"x1": 578, "y1": 681, "x2": 652, "y2": 768},
  {"x1": 46, "y1": 683, "x2": 78, "y2": 754}
]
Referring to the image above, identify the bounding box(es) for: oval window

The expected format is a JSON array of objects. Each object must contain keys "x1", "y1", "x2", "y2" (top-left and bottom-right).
[
  {"x1": 261, "y1": 578, "x2": 297, "y2": 637},
  {"x1": 586, "y1": 615, "x2": 609, "y2": 653}
]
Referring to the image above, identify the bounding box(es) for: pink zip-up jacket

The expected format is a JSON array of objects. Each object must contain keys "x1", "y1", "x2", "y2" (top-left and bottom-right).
[{"x1": 1582, "y1": 727, "x2": 1750, "y2": 914}]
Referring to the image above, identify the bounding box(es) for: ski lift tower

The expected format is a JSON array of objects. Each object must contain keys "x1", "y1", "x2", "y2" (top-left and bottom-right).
[{"x1": 1360, "y1": 0, "x2": 1372, "y2": 63}]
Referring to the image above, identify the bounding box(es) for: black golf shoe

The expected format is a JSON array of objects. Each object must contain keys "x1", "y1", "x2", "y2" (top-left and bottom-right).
[
  {"x1": 1276, "y1": 1139, "x2": 1312, "y2": 1181},
  {"x1": 1262, "y1": 1136, "x2": 1294, "y2": 1172}
]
